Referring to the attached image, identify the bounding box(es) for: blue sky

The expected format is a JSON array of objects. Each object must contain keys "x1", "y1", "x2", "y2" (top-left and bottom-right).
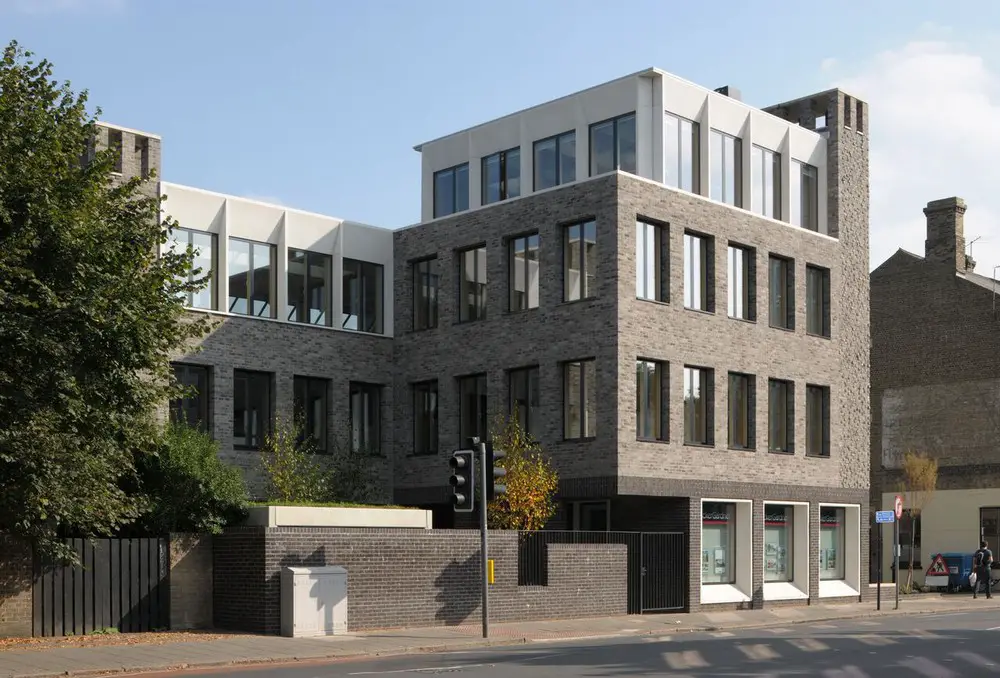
[{"x1": 3, "y1": 0, "x2": 1000, "y2": 270}]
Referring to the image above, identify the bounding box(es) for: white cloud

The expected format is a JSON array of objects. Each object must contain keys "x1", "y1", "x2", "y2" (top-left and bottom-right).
[
  {"x1": 0, "y1": 0, "x2": 125, "y2": 15},
  {"x1": 830, "y1": 32, "x2": 1000, "y2": 274}
]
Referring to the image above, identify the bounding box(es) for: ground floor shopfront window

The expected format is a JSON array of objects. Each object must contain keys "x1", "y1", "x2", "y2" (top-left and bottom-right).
[
  {"x1": 700, "y1": 499, "x2": 752, "y2": 604},
  {"x1": 764, "y1": 504, "x2": 793, "y2": 582},
  {"x1": 818, "y1": 503, "x2": 861, "y2": 598},
  {"x1": 820, "y1": 506, "x2": 846, "y2": 580}
]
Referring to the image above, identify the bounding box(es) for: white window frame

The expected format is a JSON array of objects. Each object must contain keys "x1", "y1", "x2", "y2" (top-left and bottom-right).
[
  {"x1": 700, "y1": 498, "x2": 752, "y2": 604},
  {"x1": 762, "y1": 501, "x2": 810, "y2": 601},
  {"x1": 818, "y1": 503, "x2": 862, "y2": 598}
]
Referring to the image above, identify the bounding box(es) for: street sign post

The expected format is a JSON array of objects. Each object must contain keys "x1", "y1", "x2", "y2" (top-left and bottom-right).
[
  {"x1": 874, "y1": 511, "x2": 895, "y2": 611},
  {"x1": 894, "y1": 495, "x2": 904, "y2": 610}
]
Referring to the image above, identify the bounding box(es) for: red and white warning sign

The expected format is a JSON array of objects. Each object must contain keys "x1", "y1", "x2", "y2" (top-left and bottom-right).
[{"x1": 925, "y1": 553, "x2": 949, "y2": 587}]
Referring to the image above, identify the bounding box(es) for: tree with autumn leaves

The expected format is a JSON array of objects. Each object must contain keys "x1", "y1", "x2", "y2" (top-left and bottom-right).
[{"x1": 486, "y1": 407, "x2": 559, "y2": 531}]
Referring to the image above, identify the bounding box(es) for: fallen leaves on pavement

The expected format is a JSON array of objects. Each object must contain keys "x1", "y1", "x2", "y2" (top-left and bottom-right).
[{"x1": 0, "y1": 630, "x2": 257, "y2": 652}]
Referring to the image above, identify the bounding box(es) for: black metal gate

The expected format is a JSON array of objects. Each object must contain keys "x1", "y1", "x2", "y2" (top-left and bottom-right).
[
  {"x1": 518, "y1": 530, "x2": 687, "y2": 613},
  {"x1": 33, "y1": 537, "x2": 169, "y2": 637}
]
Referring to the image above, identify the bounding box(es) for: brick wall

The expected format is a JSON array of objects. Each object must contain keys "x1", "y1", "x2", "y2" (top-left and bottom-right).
[
  {"x1": 168, "y1": 534, "x2": 212, "y2": 630},
  {"x1": 0, "y1": 536, "x2": 32, "y2": 638},
  {"x1": 214, "y1": 527, "x2": 627, "y2": 634}
]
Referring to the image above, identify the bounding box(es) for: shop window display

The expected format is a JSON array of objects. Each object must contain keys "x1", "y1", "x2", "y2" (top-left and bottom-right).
[
  {"x1": 820, "y1": 506, "x2": 846, "y2": 580},
  {"x1": 764, "y1": 504, "x2": 793, "y2": 582},
  {"x1": 702, "y1": 502, "x2": 736, "y2": 584}
]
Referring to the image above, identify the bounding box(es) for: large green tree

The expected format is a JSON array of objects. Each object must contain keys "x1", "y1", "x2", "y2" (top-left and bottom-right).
[{"x1": 0, "y1": 41, "x2": 208, "y2": 559}]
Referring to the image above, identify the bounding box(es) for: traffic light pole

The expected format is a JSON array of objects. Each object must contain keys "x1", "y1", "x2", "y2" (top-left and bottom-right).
[{"x1": 478, "y1": 440, "x2": 489, "y2": 639}]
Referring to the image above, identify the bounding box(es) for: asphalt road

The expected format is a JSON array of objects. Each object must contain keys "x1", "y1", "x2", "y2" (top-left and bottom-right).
[{"x1": 161, "y1": 609, "x2": 1000, "y2": 678}]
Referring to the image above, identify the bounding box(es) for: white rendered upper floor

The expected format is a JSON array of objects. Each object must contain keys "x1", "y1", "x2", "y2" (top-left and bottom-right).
[
  {"x1": 415, "y1": 67, "x2": 831, "y2": 237},
  {"x1": 160, "y1": 182, "x2": 395, "y2": 338}
]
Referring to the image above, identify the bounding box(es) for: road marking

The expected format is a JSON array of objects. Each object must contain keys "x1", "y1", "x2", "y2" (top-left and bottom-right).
[
  {"x1": 711, "y1": 631, "x2": 735, "y2": 637},
  {"x1": 857, "y1": 620, "x2": 880, "y2": 626},
  {"x1": 908, "y1": 629, "x2": 944, "y2": 639},
  {"x1": 855, "y1": 634, "x2": 897, "y2": 646},
  {"x1": 812, "y1": 623, "x2": 838, "y2": 629},
  {"x1": 953, "y1": 651, "x2": 1000, "y2": 671},
  {"x1": 348, "y1": 664, "x2": 486, "y2": 675},
  {"x1": 899, "y1": 656, "x2": 959, "y2": 677},
  {"x1": 987, "y1": 625, "x2": 1000, "y2": 631},
  {"x1": 737, "y1": 643, "x2": 781, "y2": 660},
  {"x1": 664, "y1": 650, "x2": 709, "y2": 670},
  {"x1": 764, "y1": 627, "x2": 792, "y2": 634},
  {"x1": 823, "y1": 666, "x2": 870, "y2": 677},
  {"x1": 788, "y1": 637, "x2": 830, "y2": 652}
]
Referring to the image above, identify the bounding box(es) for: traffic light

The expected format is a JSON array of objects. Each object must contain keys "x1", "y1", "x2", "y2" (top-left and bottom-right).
[
  {"x1": 449, "y1": 449, "x2": 475, "y2": 512},
  {"x1": 486, "y1": 442, "x2": 507, "y2": 501}
]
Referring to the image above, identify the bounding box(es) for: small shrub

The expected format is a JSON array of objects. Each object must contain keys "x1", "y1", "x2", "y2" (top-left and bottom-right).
[{"x1": 259, "y1": 415, "x2": 328, "y2": 504}]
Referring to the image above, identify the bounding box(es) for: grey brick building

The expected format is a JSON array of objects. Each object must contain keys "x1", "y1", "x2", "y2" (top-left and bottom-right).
[
  {"x1": 871, "y1": 196, "x2": 1000, "y2": 585},
  {"x1": 394, "y1": 69, "x2": 872, "y2": 610}
]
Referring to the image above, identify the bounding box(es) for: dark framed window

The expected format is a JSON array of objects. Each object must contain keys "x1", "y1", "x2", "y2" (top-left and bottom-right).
[
  {"x1": 509, "y1": 366, "x2": 539, "y2": 437},
  {"x1": 170, "y1": 363, "x2": 210, "y2": 431},
  {"x1": 433, "y1": 163, "x2": 470, "y2": 218},
  {"x1": 806, "y1": 265, "x2": 831, "y2": 338},
  {"x1": 664, "y1": 112, "x2": 700, "y2": 193},
  {"x1": 684, "y1": 365, "x2": 714, "y2": 445},
  {"x1": 458, "y1": 374, "x2": 488, "y2": 444},
  {"x1": 509, "y1": 234, "x2": 540, "y2": 311},
  {"x1": 636, "y1": 220, "x2": 666, "y2": 302},
  {"x1": 534, "y1": 131, "x2": 576, "y2": 190},
  {"x1": 768, "y1": 378, "x2": 794, "y2": 453},
  {"x1": 751, "y1": 145, "x2": 781, "y2": 219},
  {"x1": 980, "y1": 508, "x2": 999, "y2": 556},
  {"x1": 413, "y1": 258, "x2": 439, "y2": 331},
  {"x1": 459, "y1": 246, "x2": 487, "y2": 322},
  {"x1": 684, "y1": 232, "x2": 713, "y2": 312},
  {"x1": 590, "y1": 113, "x2": 636, "y2": 176},
  {"x1": 482, "y1": 147, "x2": 521, "y2": 205},
  {"x1": 349, "y1": 382, "x2": 381, "y2": 455},
  {"x1": 343, "y1": 258, "x2": 384, "y2": 334},
  {"x1": 899, "y1": 509, "x2": 922, "y2": 569},
  {"x1": 727, "y1": 244, "x2": 755, "y2": 321},
  {"x1": 806, "y1": 384, "x2": 831, "y2": 457},
  {"x1": 709, "y1": 129, "x2": 742, "y2": 207},
  {"x1": 227, "y1": 237, "x2": 276, "y2": 318},
  {"x1": 790, "y1": 161, "x2": 819, "y2": 232},
  {"x1": 768, "y1": 255, "x2": 795, "y2": 330},
  {"x1": 563, "y1": 359, "x2": 596, "y2": 439},
  {"x1": 287, "y1": 249, "x2": 332, "y2": 326},
  {"x1": 636, "y1": 359, "x2": 667, "y2": 441},
  {"x1": 413, "y1": 381, "x2": 439, "y2": 456},
  {"x1": 293, "y1": 376, "x2": 329, "y2": 452},
  {"x1": 233, "y1": 369, "x2": 272, "y2": 449},
  {"x1": 564, "y1": 220, "x2": 597, "y2": 302},
  {"x1": 728, "y1": 372, "x2": 755, "y2": 449},
  {"x1": 167, "y1": 228, "x2": 217, "y2": 310}
]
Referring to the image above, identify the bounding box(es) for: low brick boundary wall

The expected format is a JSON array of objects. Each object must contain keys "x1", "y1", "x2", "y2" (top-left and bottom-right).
[
  {"x1": 0, "y1": 536, "x2": 32, "y2": 637},
  {"x1": 213, "y1": 528, "x2": 628, "y2": 634}
]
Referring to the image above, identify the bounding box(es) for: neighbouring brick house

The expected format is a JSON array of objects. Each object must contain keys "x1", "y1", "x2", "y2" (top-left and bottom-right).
[{"x1": 871, "y1": 196, "x2": 1000, "y2": 585}]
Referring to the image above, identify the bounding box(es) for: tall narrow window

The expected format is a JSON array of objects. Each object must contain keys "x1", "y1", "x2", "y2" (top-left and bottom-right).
[
  {"x1": 287, "y1": 249, "x2": 332, "y2": 326},
  {"x1": 636, "y1": 221, "x2": 664, "y2": 301},
  {"x1": 684, "y1": 232, "x2": 711, "y2": 312},
  {"x1": 482, "y1": 148, "x2": 521, "y2": 205},
  {"x1": 820, "y1": 507, "x2": 847, "y2": 580},
  {"x1": 589, "y1": 113, "x2": 636, "y2": 176},
  {"x1": 107, "y1": 128, "x2": 123, "y2": 173},
  {"x1": 458, "y1": 374, "x2": 488, "y2": 443},
  {"x1": 342, "y1": 258, "x2": 384, "y2": 334},
  {"x1": 228, "y1": 238, "x2": 275, "y2": 318},
  {"x1": 509, "y1": 366, "x2": 540, "y2": 437},
  {"x1": 413, "y1": 258, "x2": 439, "y2": 330},
  {"x1": 433, "y1": 163, "x2": 470, "y2": 218},
  {"x1": 459, "y1": 246, "x2": 487, "y2": 322},
  {"x1": 233, "y1": 370, "x2": 271, "y2": 449},
  {"x1": 636, "y1": 360, "x2": 664, "y2": 440},
  {"x1": 509, "y1": 234, "x2": 540, "y2": 311},
  {"x1": 684, "y1": 366, "x2": 713, "y2": 445},
  {"x1": 564, "y1": 221, "x2": 597, "y2": 302},
  {"x1": 806, "y1": 265, "x2": 831, "y2": 337},
  {"x1": 768, "y1": 378, "x2": 794, "y2": 453},
  {"x1": 728, "y1": 372, "x2": 753, "y2": 449},
  {"x1": 751, "y1": 145, "x2": 780, "y2": 219},
  {"x1": 710, "y1": 130, "x2": 742, "y2": 207},
  {"x1": 806, "y1": 384, "x2": 830, "y2": 457},
  {"x1": 170, "y1": 363, "x2": 210, "y2": 431},
  {"x1": 564, "y1": 359, "x2": 596, "y2": 439},
  {"x1": 702, "y1": 502, "x2": 737, "y2": 584},
  {"x1": 349, "y1": 382, "x2": 381, "y2": 454},
  {"x1": 293, "y1": 376, "x2": 329, "y2": 452},
  {"x1": 413, "y1": 381, "x2": 439, "y2": 456},
  {"x1": 534, "y1": 131, "x2": 576, "y2": 190},
  {"x1": 167, "y1": 228, "x2": 217, "y2": 310},
  {"x1": 764, "y1": 504, "x2": 794, "y2": 582},
  {"x1": 768, "y1": 255, "x2": 795, "y2": 330},
  {"x1": 727, "y1": 245, "x2": 754, "y2": 321},
  {"x1": 790, "y1": 161, "x2": 819, "y2": 231},
  {"x1": 664, "y1": 112, "x2": 700, "y2": 193}
]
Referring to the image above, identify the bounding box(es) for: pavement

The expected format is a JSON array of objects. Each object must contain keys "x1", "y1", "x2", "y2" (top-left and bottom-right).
[{"x1": 1, "y1": 592, "x2": 998, "y2": 678}]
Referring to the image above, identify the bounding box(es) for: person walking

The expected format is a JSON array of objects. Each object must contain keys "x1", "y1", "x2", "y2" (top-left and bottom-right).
[{"x1": 973, "y1": 540, "x2": 993, "y2": 599}]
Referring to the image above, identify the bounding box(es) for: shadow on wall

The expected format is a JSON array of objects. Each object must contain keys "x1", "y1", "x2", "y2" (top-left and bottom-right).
[{"x1": 434, "y1": 552, "x2": 481, "y2": 626}]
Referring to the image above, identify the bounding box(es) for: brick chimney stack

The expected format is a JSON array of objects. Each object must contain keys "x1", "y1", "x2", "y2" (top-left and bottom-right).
[{"x1": 924, "y1": 197, "x2": 973, "y2": 272}]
